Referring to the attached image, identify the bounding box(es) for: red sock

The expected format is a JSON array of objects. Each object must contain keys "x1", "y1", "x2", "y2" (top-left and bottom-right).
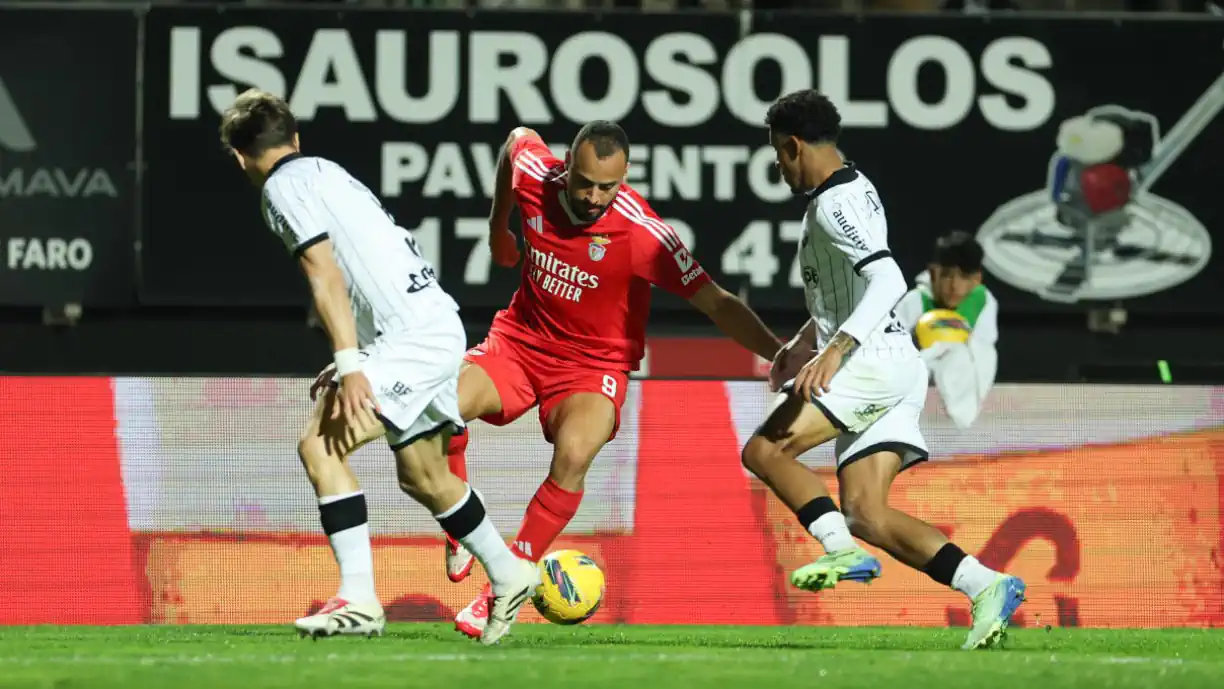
[
  {"x1": 510, "y1": 478, "x2": 583, "y2": 562},
  {"x1": 444, "y1": 431, "x2": 469, "y2": 548},
  {"x1": 447, "y1": 430, "x2": 468, "y2": 482}
]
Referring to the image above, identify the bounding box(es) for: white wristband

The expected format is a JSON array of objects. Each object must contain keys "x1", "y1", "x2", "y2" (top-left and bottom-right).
[{"x1": 334, "y1": 348, "x2": 362, "y2": 376}]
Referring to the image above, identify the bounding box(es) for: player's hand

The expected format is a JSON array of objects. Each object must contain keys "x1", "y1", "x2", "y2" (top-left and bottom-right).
[
  {"x1": 769, "y1": 340, "x2": 814, "y2": 392},
  {"x1": 310, "y1": 363, "x2": 336, "y2": 401},
  {"x1": 793, "y1": 346, "x2": 844, "y2": 401},
  {"x1": 333, "y1": 371, "x2": 380, "y2": 427},
  {"x1": 489, "y1": 226, "x2": 521, "y2": 268}
]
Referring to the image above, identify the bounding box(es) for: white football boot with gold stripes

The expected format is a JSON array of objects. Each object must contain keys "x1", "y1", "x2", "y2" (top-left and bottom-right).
[{"x1": 295, "y1": 598, "x2": 385, "y2": 639}]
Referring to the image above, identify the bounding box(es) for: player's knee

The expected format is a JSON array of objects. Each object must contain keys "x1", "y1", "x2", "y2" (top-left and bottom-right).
[
  {"x1": 841, "y1": 491, "x2": 888, "y2": 543},
  {"x1": 549, "y1": 443, "x2": 597, "y2": 487},
  {"x1": 296, "y1": 435, "x2": 329, "y2": 488},
  {"x1": 397, "y1": 467, "x2": 448, "y2": 503},
  {"x1": 741, "y1": 436, "x2": 795, "y2": 478},
  {"x1": 395, "y1": 452, "x2": 451, "y2": 502}
]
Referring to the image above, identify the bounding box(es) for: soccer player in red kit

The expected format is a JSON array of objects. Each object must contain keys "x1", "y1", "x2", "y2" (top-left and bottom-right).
[{"x1": 448, "y1": 121, "x2": 783, "y2": 638}]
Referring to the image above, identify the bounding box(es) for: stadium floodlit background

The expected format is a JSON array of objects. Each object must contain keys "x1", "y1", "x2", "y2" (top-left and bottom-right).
[{"x1": 1, "y1": 1, "x2": 1223, "y2": 684}]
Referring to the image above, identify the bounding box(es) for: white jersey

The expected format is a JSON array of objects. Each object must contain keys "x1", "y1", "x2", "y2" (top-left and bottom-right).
[
  {"x1": 797, "y1": 165, "x2": 913, "y2": 357},
  {"x1": 260, "y1": 154, "x2": 458, "y2": 346}
]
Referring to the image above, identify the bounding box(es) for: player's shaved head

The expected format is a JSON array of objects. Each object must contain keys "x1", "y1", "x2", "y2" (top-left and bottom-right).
[
  {"x1": 220, "y1": 88, "x2": 298, "y2": 159},
  {"x1": 572, "y1": 121, "x2": 630, "y2": 161},
  {"x1": 565, "y1": 121, "x2": 630, "y2": 223}
]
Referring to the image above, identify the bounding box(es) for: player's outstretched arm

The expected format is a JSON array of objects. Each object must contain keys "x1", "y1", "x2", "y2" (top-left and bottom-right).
[
  {"x1": 490, "y1": 127, "x2": 538, "y2": 227},
  {"x1": 689, "y1": 282, "x2": 783, "y2": 360},
  {"x1": 298, "y1": 242, "x2": 379, "y2": 424},
  {"x1": 488, "y1": 127, "x2": 541, "y2": 267},
  {"x1": 298, "y1": 241, "x2": 360, "y2": 356}
]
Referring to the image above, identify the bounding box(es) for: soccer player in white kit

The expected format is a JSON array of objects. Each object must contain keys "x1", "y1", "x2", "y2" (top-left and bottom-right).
[
  {"x1": 219, "y1": 89, "x2": 538, "y2": 645},
  {"x1": 743, "y1": 89, "x2": 1025, "y2": 650}
]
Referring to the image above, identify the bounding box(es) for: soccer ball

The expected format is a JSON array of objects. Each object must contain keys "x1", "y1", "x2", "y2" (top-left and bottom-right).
[
  {"x1": 531, "y1": 549, "x2": 605, "y2": 625},
  {"x1": 914, "y1": 309, "x2": 971, "y2": 350}
]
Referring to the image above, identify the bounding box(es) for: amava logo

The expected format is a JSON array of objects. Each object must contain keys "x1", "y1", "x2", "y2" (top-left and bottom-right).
[
  {"x1": 0, "y1": 76, "x2": 35, "y2": 153},
  {"x1": 0, "y1": 75, "x2": 119, "y2": 198}
]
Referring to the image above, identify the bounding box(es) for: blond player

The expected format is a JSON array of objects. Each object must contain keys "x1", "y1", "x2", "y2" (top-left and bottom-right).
[{"x1": 220, "y1": 89, "x2": 537, "y2": 645}]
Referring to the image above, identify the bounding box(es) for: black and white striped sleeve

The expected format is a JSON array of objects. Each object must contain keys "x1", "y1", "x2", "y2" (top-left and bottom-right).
[
  {"x1": 815, "y1": 201, "x2": 890, "y2": 274},
  {"x1": 816, "y1": 200, "x2": 906, "y2": 345},
  {"x1": 262, "y1": 175, "x2": 330, "y2": 259}
]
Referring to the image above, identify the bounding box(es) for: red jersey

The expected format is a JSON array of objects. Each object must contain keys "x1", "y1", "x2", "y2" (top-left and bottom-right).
[{"x1": 489, "y1": 134, "x2": 712, "y2": 370}]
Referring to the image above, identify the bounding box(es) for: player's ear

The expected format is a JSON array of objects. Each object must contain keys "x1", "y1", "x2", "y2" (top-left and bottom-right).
[
  {"x1": 623, "y1": 161, "x2": 630, "y2": 183},
  {"x1": 292, "y1": 132, "x2": 301, "y2": 150},
  {"x1": 788, "y1": 135, "x2": 803, "y2": 159}
]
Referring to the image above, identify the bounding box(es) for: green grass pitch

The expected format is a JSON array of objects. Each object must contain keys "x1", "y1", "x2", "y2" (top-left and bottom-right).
[{"x1": 0, "y1": 625, "x2": 1219, "y2": 689}]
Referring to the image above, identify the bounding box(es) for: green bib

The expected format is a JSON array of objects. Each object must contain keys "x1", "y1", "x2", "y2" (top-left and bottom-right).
[{"x1": 921, "y1": 285, "x2": 986, "y2": 328}]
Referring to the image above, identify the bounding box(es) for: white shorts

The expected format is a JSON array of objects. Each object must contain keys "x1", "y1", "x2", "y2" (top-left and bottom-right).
[
  {"x1": 331, "y1": 317, "x2": 466, "y2": 450},
  {"x1": 787, "y1": 353, "x2": 930, "y2": 472}
]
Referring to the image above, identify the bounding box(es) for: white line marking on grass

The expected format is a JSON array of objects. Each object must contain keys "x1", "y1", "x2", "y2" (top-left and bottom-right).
[
  {"x1": 0, "y1": 653, "x2": 782, "y2": 667},
  {"x1": 0, "y1": 652, "x2": 1208, "y2": 669}
]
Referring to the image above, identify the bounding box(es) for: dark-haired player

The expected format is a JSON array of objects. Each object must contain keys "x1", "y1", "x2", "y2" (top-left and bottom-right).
[
  {"x1": 746, "y1": 89, "x2": 1024, "y2": 650},
  {"x1": 219, "y1": 88, "x2": 536, "y2": 645},
  {"x1": 895, "y1": 231, "x2": 999, "y2": 428},
  {"x1": 447, "y1": 121, "x2": 783, "y2": 637}
]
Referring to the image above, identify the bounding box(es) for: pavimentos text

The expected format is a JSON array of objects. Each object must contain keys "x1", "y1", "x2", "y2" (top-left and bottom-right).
[{"x1": 6, "y1": 7, "x2": 1212, "y2": 315}]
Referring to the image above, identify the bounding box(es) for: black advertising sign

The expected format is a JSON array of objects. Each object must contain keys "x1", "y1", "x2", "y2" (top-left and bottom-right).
[
  {"x1": 0, "y1": 8, "x2": 137, "y2": 307},
  {"x1": 140, "y1": 8, "x2": 1223, "y2": 313},
  {"x1": 749, "y1": 14, "x2": 1224, "y2": 315}
]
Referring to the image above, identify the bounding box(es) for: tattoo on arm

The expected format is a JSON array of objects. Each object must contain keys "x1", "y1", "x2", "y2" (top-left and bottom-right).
[{"x1": 829, "y1": 331, "x2": 858, "y2": 355}]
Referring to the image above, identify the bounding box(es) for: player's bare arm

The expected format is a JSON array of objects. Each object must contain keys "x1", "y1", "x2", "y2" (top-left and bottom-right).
[
  {"x1": 770, "y1": 318, "x2": 817, "y2": 390},
  {"x1": 298, "y1": 241, "x2": 379, "y2": 427},
  {"x1": 688, "y1": 282, "x2": 783, "y2": 360},
  {"x1": 487, "y1": 127, "x2": 540, "y2": 267}
]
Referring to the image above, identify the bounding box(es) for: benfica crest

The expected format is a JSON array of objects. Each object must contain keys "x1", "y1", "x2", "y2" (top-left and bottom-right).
[{"x1": 588, "y1": 235, "x2": 611, "y2": 262}]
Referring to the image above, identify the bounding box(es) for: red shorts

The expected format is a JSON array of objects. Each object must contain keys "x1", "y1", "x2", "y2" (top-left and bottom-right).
[{"x1": 464, "y1": 329, "x2": 629, "y2": 443}]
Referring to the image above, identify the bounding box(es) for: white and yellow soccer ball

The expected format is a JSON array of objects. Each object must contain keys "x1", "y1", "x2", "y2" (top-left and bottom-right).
[
  {"x1": 915, "y1": 309, "x2": 971, "y2": 350},
  {"x1": 531, "y1": 549, "x2": 606, "y2": 625}
]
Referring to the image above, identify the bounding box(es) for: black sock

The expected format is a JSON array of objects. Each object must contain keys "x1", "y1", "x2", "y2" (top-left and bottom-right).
[
  {"x1": 435, "y1": 488, "x2": 486, "y2": 542},
  {"x1": 319, "y1": 493, "x2": 368, "y2": 536},
  {"x1": 794, "y1": 496, "x2": 839, "y2": 531},
  {"x1": 923, "y1": 543, "x2": 968, "y2": 587}
]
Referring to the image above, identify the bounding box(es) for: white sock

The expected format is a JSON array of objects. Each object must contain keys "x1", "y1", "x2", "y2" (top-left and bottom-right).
[
  {"x1": 951, "y1": 555, "x2": 999, "y2": 600},
  {"x1": 319, "y1": 491, "x2": 378, "y2": 604},
  {"x1": 435, "y1": 486, "x2": 524, "y2": 593},
  {"x1": 808, "y1": 511, "x2": 856, "y2": 553}
]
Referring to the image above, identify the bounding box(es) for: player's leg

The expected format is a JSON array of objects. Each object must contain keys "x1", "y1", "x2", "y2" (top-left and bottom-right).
[
  {"x1": 454, "y1": 368, "x2": 624, "y2": 639},
  {"x1": 293, "y1": 385, "x2": 389, "y2": 638},
  {"x1": 445, "y1": 354, "x2": 511, "y2": 489},
  {"x1": 390, "y1": 423, "x2": 537, "y2": 646},
  {"x1": 741, "y1": 391, "x2": 880, "y2": 588},
  {"x1": 512, "y1": 383, "x2": 621, "y2": 559},
  {"x1": 441, "y1": 364, "x2": 498, "y2": 583},
  {"x1": 833, "y1": 374, "x2": 1025, "y2": 650},
  {"x1": 444, "y1": 335, "x2": 535, "y2": 583}
]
